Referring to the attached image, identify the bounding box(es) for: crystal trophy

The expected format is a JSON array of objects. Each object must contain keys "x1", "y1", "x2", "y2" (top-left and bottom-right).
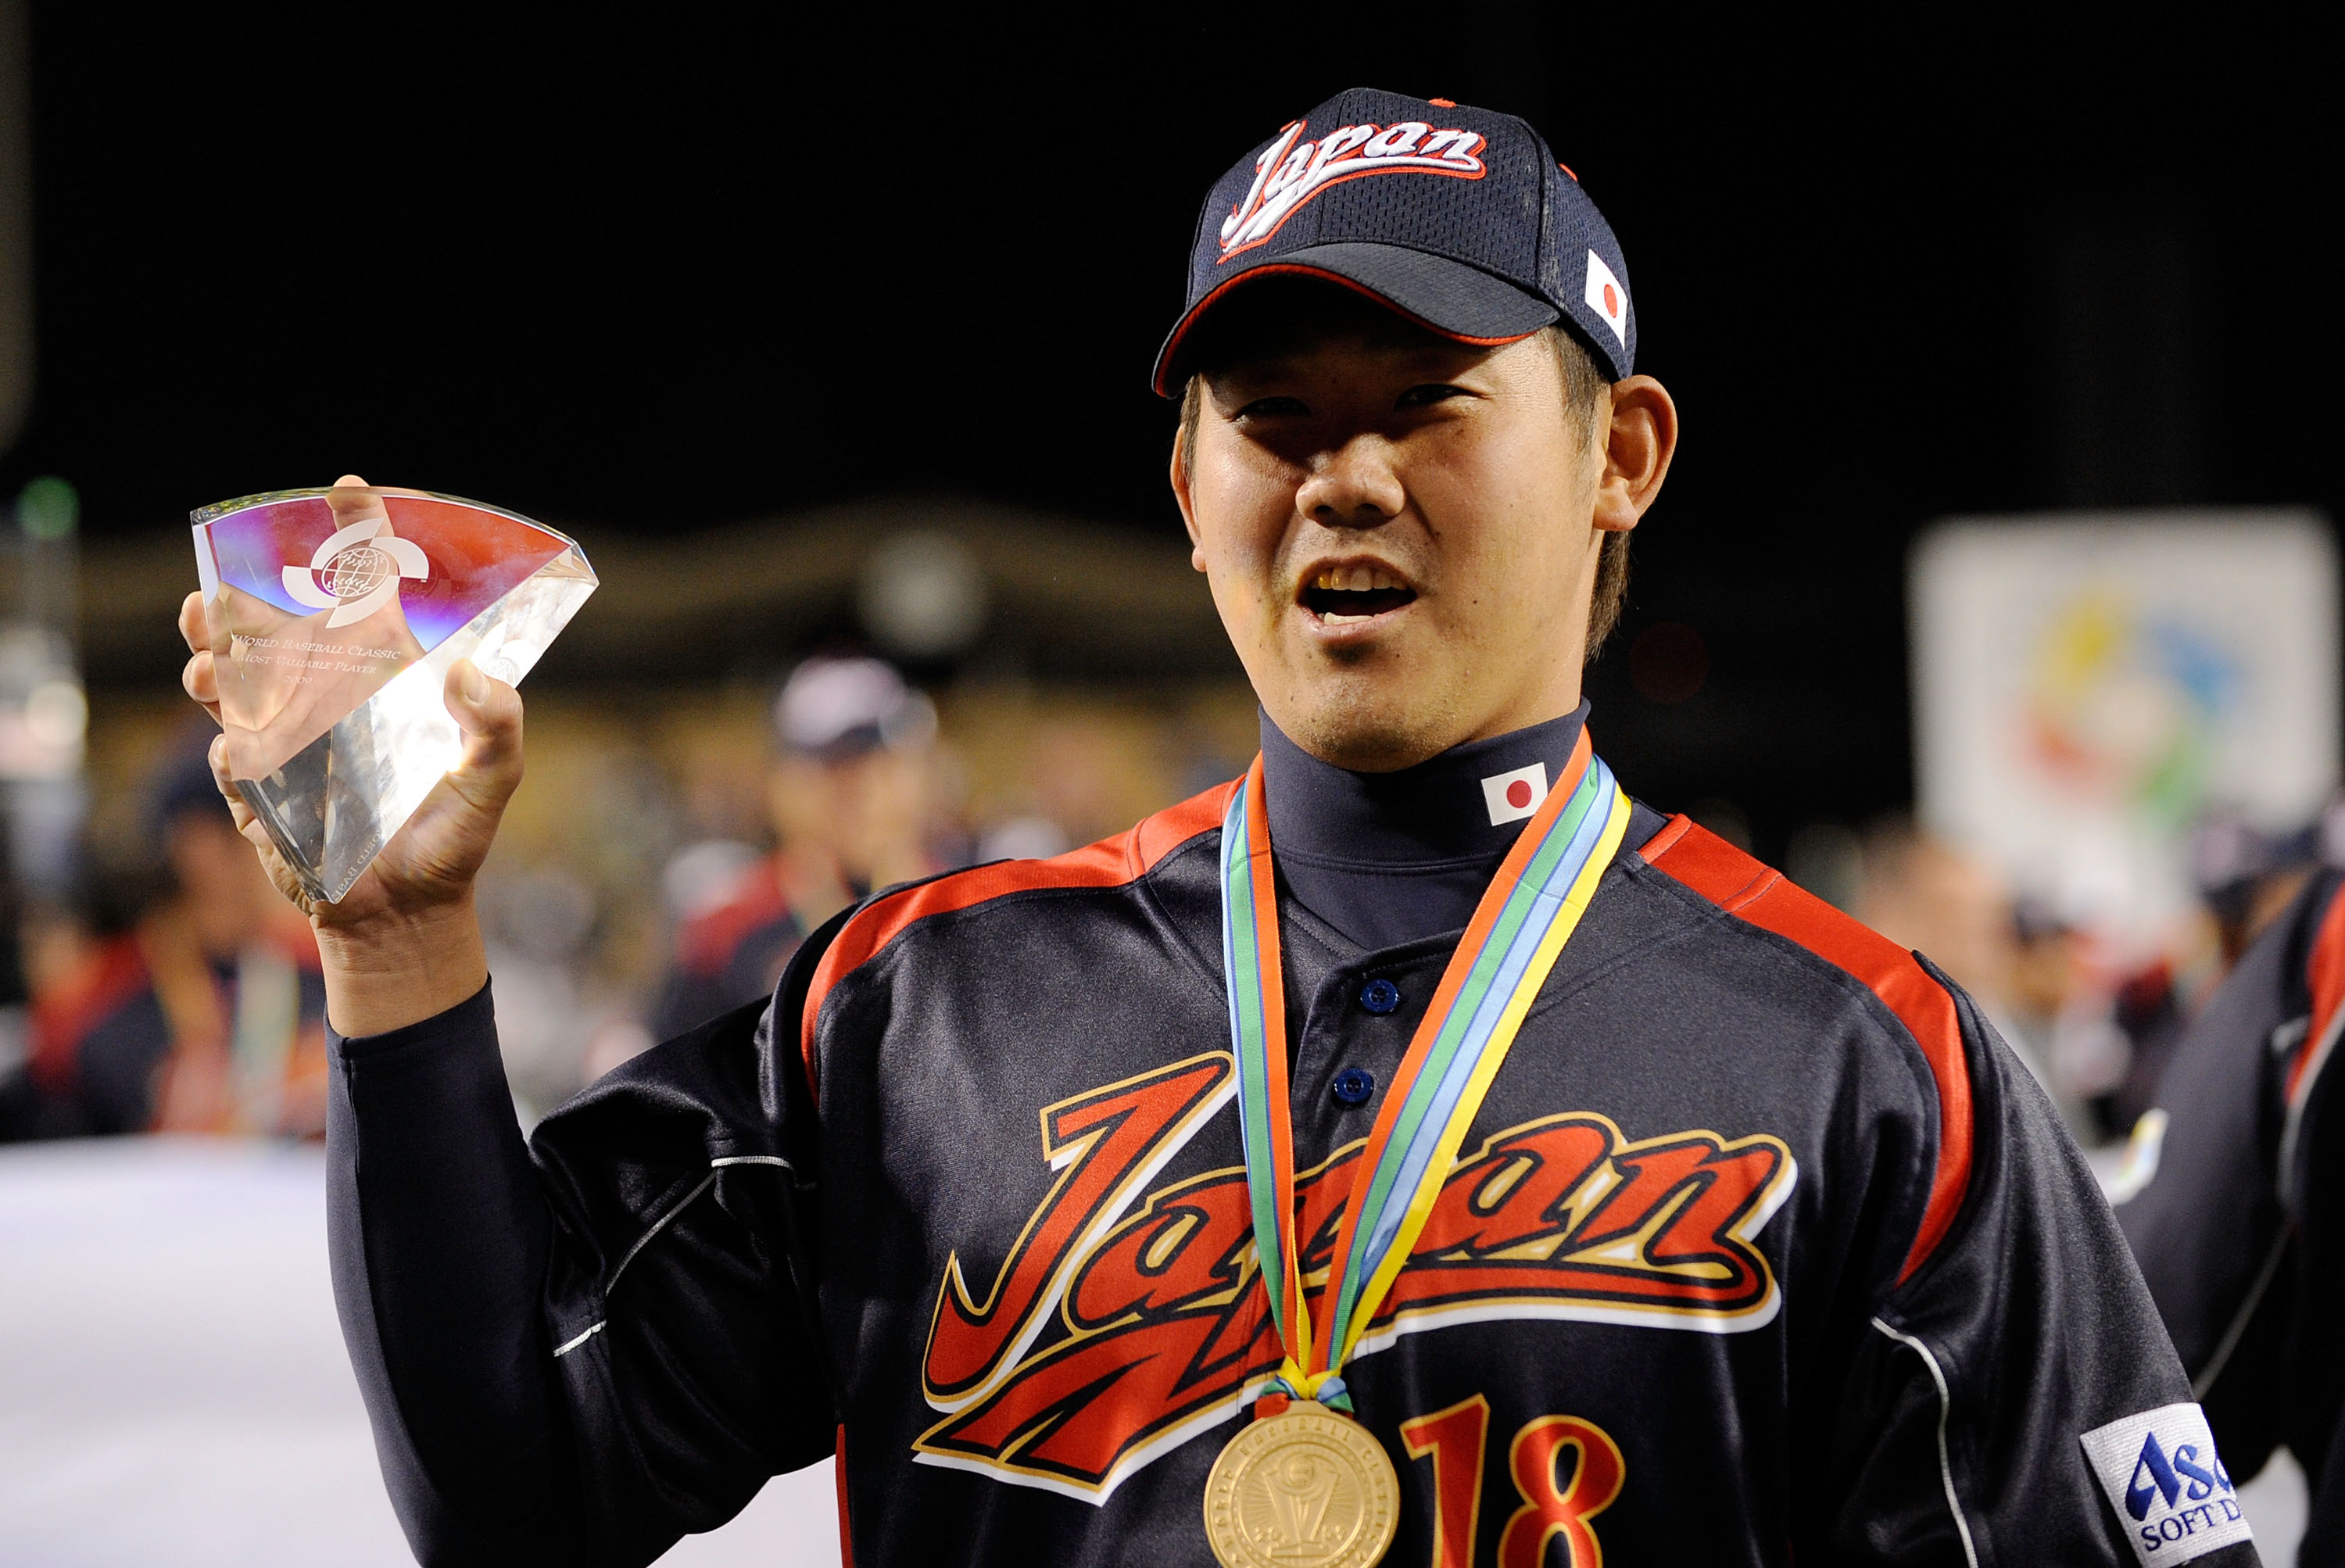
[{"x1": 192, "y1": 485, "x2": 596, "y2": 903}]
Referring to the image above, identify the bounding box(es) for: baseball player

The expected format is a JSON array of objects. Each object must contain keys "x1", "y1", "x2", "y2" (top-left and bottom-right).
[
  {"x1": 2120, "y1": 866, "x2": 2345, "y2": 1561},
  {"x1": 650, "y1": 655, "x2": 938, "y2": 1040},
  {"x1": 179, "y1": 88, "x2": 2251, "y2": 1566},
  {"x1": 26, "y1": 743, "x2": 330, "y2": 1138}
]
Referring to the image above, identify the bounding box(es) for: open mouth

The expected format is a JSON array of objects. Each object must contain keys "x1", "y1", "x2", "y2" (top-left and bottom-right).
[{"x1": 1299, "y1": 564, "x2": 1417, "y2": 625}]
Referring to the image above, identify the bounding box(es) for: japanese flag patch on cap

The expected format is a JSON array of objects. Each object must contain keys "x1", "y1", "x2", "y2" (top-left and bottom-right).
[
  {"x1": 1481, "y1": 763, "x2": 1548, "y2": 826},
  {"x1": 1584, "y1": 250, "x2": 1629, "y2": 348},
  {"x1": 2078, "y1": 1402, "x2": 2251, "y2": 1564}
]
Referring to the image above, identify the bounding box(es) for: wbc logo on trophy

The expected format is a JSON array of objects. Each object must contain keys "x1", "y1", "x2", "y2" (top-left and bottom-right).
[{"x1": 281, "y1": 517, "x2": 429, "y2": 628}]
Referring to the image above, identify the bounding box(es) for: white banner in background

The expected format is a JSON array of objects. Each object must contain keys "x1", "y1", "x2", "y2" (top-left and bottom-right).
[{"x1": 1910, "y1": 511, "x2": 2339, "y2": 944}]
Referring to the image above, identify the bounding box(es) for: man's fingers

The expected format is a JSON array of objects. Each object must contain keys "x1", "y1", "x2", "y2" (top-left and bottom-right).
[
  {"x1": 206, "y1": 737, "x2": 269, "y2": 848},
  {"x1": 206, "y1": 734, "x2": 242, "y2": 804},
  {"x1": 183, "y1": 649, "x2": 220, "y2": 709},
  {"x1": 326, "y1": 474, "x2": 389, "y2": 532},
  {"x1": 442, "y1": 658, "x2": 524, "y2": 805},
  {"x1": 179, "y1": 590, "x2": 208, "y2": 654},
  {"x1": 209, "y1": 734, "x2": 288, "y2": 854}
]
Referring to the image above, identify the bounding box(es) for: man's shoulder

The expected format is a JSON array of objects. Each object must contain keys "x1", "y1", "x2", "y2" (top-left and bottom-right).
[
  {"x1": 1628, "y1": 816, "x2": 1967, "y2": 1043},
  {"x1": 1624, "y1": 816, "x2": 1978, "y2": 1279},
  {"x1": 812, "y1": 780, "x2": 1233, "y2": 979},
  {"x1": 782, "y1": 782, "x2": 1234, "y2": 1102}
]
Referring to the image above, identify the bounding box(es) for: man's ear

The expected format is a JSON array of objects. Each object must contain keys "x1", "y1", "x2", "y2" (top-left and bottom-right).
[
  {"x1": 1169, "y1": 420, "x2": 1206, "y2": 570},
  {"x1": 1591, "y1": 375, "x2": 1678, "y2": 534}
]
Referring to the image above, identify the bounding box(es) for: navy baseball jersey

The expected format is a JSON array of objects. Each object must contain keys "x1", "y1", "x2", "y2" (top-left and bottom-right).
[
  {"x1": 2121, "y1": 868, "x2": 2345, "y2": 1563},
  {"x1": 325, "y1": 718, "x2": 2247, "y2": 1566}
]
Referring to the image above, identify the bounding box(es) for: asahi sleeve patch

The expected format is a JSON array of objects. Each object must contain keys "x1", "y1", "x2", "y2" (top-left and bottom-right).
[{"x1": 2078, "y1": 1402, "x2": 2253, "y2": 1564}]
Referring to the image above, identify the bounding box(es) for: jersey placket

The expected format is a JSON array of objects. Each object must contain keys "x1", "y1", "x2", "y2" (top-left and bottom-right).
[{"x1": 1281, "y1": 930, "x2": 1454, "y2": 1183}]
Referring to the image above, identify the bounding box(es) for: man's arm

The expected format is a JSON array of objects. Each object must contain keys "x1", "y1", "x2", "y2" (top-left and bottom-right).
[
  {"x1": 179, "y1": 494, "x2": 838, "y2": 1566},
  {"x1": 327, "y1": 983, "x2": 582, "y2": 1565},
  {"x1": 328, "y1": 975, "x2": 839, "y2": 1568},
  {"x1": 1815, "y1": 963, "x2": 2261, "y2": 1567}
]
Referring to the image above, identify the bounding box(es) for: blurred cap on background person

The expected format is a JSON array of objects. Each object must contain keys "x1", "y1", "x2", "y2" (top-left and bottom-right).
[
  {"x1": 2190, "y1": 804, "x2": 2319, "y2": 969},
  {"x1": 774, "y1": 656, "x2": 936, "y2": 761}
]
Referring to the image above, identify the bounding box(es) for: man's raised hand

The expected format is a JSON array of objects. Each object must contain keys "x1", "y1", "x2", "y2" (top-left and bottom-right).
[{"x1": 177, "y1": 474, "x2": 528, "y2": 1034}]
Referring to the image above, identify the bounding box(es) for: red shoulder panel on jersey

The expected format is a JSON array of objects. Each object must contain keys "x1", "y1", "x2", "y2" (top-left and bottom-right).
[
  {"x1": 798, "y1": 779, "x2": 1240, "y2": 1099},
  {"x1": 2293, "y1": 875, "x2": 2345, "y2": 1108},
  {"x1": 1642, "y1": 816, "x2": 1974, "y2": 1284}
]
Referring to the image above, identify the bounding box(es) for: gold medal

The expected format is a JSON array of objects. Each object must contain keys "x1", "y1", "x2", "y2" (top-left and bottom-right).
[
  {"x1": 1202, "y1": 1400, "x2": 1400, "y2": 1568},
  {"x1": 1205, "y1": 740, "x2": 1626, "y2": 1566}
]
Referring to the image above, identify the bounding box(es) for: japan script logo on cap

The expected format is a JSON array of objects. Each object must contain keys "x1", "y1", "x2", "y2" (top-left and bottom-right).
[
  {"x1": 1481, "y1": 763, "x2": 1548, "y2": 826},
  {"x1": 1219, "y1": 117, "x2": 1490, "y2": 261},
  {"x1": 1584, "y1": 251, "x2": 1628, "y2": 347}
]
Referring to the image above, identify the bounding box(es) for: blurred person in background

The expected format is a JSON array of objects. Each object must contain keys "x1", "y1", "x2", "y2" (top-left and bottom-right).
[
  {"x1": 1850, "y1": 818, "x2": 2021, "y2": 1012},
  {"x1": 24, "y1": 742, "x2": 327, "y2": 1137},
  {"x1": 975, "y1": 720, "x2": 1126, "y2": 863},
  {"x1": 2118, "y1": 852, "x2": 2345, "y2": 1557},
  {"x1": 2195, "y1": 807, "x2": 2322, "y2": 976},
  {"x1": 1849, "y1": 814, "x2": 2311, "y2": 1147},
  {"x1": 1849, "y1": 819, "x2": 2064, "y2": 1089},
  {"x1": 2082, "y1": 811, "x2": 2322, "y2": 1148},
  {"x1": 648, "y1": 655, "x2": 937, "y2": 1039}
]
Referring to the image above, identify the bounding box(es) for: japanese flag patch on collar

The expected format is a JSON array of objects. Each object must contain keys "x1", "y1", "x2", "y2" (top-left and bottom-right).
[
  {"x1": 1481, "y1": 762, "x2": 1548, "y2": 826},
  {"x1": 2079, "y1": 1403, "x2": 2251, "y2": 1564}
]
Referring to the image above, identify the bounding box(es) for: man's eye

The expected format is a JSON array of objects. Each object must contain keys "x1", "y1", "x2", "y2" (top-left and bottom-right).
[
  {"x1": 1235, "y1": 396, "x2": 1309, "y2": 420},
  {"x1": 1396, "y1": 383, "x2": 1467, "y2": 409}
]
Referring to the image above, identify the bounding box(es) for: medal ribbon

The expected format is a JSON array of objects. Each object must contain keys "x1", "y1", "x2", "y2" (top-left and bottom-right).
[{"x1": 1219, "y1": 726, "x2": 1630, "y2": 1410}]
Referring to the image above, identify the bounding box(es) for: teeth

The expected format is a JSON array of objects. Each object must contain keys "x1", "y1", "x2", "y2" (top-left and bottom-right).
[{"x1": 1311, "y1": 564, "x2": 1404, "y2": 593}]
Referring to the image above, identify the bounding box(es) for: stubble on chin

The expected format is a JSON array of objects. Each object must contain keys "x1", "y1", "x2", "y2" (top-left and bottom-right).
[{"x1": 1272, "y1": 650, "x2": 1465, "y2": 774}]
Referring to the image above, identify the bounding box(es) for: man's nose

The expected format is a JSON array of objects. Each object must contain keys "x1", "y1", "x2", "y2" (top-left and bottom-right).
[{"x1": 1294, "y1": 437, "x2": 1405, "y2": 529}]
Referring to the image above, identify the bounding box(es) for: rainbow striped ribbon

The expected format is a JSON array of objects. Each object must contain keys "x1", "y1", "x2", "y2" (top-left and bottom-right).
[{"x1": 1218, "y1": 727, "x2": 1630, "y2": 1409}]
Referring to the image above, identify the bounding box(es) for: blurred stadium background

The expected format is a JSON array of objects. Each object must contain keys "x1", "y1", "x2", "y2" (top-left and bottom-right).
[{"x1": 0, "y1": 5, "x2": 2336, "y2": 1564}]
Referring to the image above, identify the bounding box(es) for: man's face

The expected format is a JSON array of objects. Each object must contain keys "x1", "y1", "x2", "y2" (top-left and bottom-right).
[
  {"x1": 771, "y1": 746, "x2": 930, "y2": 882},
  {"x1": 1172, "y1": 314, "x2": 1631, "y2": 772}
]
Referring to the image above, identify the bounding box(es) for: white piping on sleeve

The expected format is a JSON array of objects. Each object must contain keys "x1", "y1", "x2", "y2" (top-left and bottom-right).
[
  {"x1": 1870, "y1": 1316, "x2": 1982, "y2": 1568},
  {"x1": 553, "y1": 1321, "x2": 605, "y2": 1358},
  {"x1": 602, "y1": 1170, "x2": 719, "y2": 1300},
  {"x1": 550, "y1": 1155, "x2": 796, "y2": 1360}
]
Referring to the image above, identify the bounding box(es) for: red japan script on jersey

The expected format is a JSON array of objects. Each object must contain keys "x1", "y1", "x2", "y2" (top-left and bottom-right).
[{"x1": 911, "y1": 1054, "x2": 1794, "y2": 1502}]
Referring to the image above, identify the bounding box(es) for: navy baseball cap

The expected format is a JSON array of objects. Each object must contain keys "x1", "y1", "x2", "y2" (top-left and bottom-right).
[{"x1": 1153, "y1": 87, "x2": 1634, "y2": 396}]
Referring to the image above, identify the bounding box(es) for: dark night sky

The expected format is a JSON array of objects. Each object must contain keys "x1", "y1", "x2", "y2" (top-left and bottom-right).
[{"x1": 5, "y1": 6, "x2": 2336, "y2": 852}]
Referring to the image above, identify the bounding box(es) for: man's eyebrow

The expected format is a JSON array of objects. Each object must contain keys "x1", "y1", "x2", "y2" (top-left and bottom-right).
[
  {"x1": 1203, "y1": 332, "x2": 1493, "y2": 394},
  {"x1": 1201, "y1": 363, "x2": 1303, "y2": 403}
]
